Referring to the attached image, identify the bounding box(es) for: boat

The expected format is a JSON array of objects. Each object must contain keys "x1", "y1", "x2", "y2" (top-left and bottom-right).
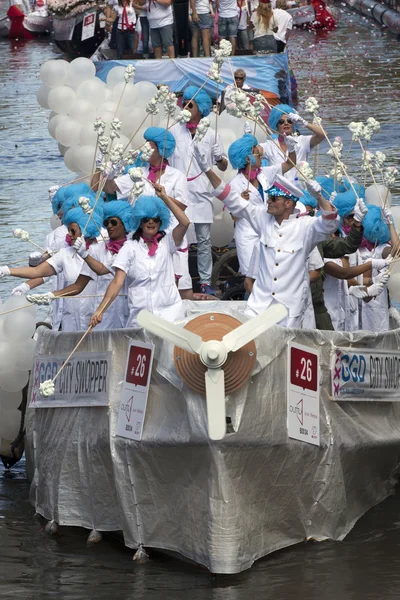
[
  {"x1": 289, "y1": 1, "x2": 339, "y2": 29},
  {"x1": 23, "y1": 0, "x2": 52, "y2": 36},
  {"x1": 0, "y1": 12, "x2": 11, "y2": 37},
  {"x1": 49, "y1": 0, "x2": 106, "y2": 58}
]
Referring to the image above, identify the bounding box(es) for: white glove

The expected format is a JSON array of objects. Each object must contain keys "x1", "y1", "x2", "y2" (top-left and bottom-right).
[
  {"x1": 375, "y1": 268, "x2": 390, "y2": 285},
  {"x1": 73, "y1": 236, "x2": 88, "y2": 259},
  {"x1": 27, "y1": 292, "x2": 55, "y2": 305},
  {"x1": 382, "y1": 207, "x2": 393, "y2": 225},
  {"x1": 353, "y1": 198, "x2": 368, "y2": 224},
  {"x1": 284, "y1": 134, "x2": 297, "y2": 153},
  {"x1": 12, "y1": 282, "x2": 30, "y2": 296},
  {"x1": 328, "y1": 191, "x2": 338, "y2": 203},
  {"x1": 287, "y1": 112, "x2": 308, "y2": 127},
  {"x1": 0, "y1": 266, "x2": 10, "y2": 278},
  {"x1": 29, "y1": 251, "x2": 44, "y2": 267},
  {"x1": 371, "y1": 257, "x2": 392, "y2": 270},
  {"x1": 243, "y1": 121, "x2": 252, "y2": 135},
  {"x1": 48, "y1": 185, "x2": 59, "y2": 202},
  {"x1": 348, "y1": 286, "x2": 368, "y2": 299},
  {"x1": 306, "y1": 179, "x2": 322, "y2": 198},
  {"x1": 193, "y1": 144, "x2": 212, "y2": 173},
  {"x1": 366, "y1": 282, "x2": 385, "y2": 298},
  {"x1": 211, "y1": 143, "x2": 223, "y2": 163}
]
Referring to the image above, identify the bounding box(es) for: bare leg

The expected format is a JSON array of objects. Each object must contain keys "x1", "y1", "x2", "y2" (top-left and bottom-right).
[
  {"x1": 201, "y1": 27, "x2": 211, "y2": 56},
  {"x1": 230, "y1": 36, "x2": 237, "y2": 55},
  {"x1": 166, "y1": 45, "x2": 175, "y2": 58},
  {"x1": 154, "y1": 46, "x2": 163, "y2": 58},
  {"x1": 191, "y1": 29, "x2": 199, "y2": 57}
]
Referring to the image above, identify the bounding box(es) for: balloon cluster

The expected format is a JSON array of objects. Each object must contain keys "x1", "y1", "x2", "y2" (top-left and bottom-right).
[{"x1": 0, "y1": 297, "x2": 37, "y2": 447}]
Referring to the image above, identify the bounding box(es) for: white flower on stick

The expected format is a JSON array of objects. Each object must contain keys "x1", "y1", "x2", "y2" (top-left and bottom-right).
[
  {"x1": 93, "y1": 118, "x2": 106, "y2": 136},
  {"x1": 226, "y1": 102, "x2": 243, "y2": 118},
  {"x1": 366, "y1": 117, "x2": 380, "y2": 136},
  {"x1": 146, "y1": 99, "x2": 159, "y2": 115},
  {"x1": 348, "y1": 121, "x2": 364, "y2": 141},
  {"x1": 233, "y1": 89, "x2": 252, "y2": 114},
  {"x1": 78, "y1": 196, "x2": 92, "y2": 214},
  {"x1": 164, "y1": 92, "x2": 177, "y2": 117},
  {"x1": 304, "y1": 97, "x2": 319, "y2": 115},
  {"x1": 208, "y1": 62, "x2": 223, "y2": 83},
  {"x1": 13, "y1": 228, "x2": 30, "y2": 241},
  {"x1": 40, "y1": 380, "x2": 55, "y2": 397},
  {"x1": 248, "y1": 94, "x2": 264, "y2": 119},
  {"x1": 124, "y1": 64, "x2": 135, "y2": 83},
  {"x1": 141, "y1": 142, "x2": 154, "y2": 162},
  {"x1": 375, "y1": 151, "x2": 386, "y2": 170},
  {"x1": 194, "y1": 117, "x2": 211, "y2": 143},
  {"x1": 98, "y1": 135, "x2": 109, "y2": 154},
  {"x1": 154, "y1": 85, "x2": 169, "y2": 103},
  {"x1": 219, "y1": 39, "x2": 233, "y2": 56},
  {"x1": 330, "y1": 163, "x2": 345, "y2": 183},
  {"x1": 384, "y1": 166, "x2": 398, "y2": 188},
  {"x1": 129, "y1": 167, "x2": 144, "y2": 182},
  {"x1": 175, "y1": 108, "x2": 192, "y2": 124},
  {"x1": 298, "y1": 161, "x2": 314, "y2": 181},
  {"x1": 110, "y1": 118, "x2": 121, "y2": 141},
  {"x1": 327, "y1": 136, "x2": 343, "y2": 161},
  {"x1": 126, "y1": 148, "x2": 140, "y2": 164},
  {"x1": 129, "y1": 181, "x2": 145, "y2": 205},
  {"x1": 361, "y1": 150, "x2": 374, "y2": 172}
]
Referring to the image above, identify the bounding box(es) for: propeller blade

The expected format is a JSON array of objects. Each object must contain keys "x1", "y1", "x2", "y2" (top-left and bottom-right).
[
  {"x1": 222, "y1": 303, "x2": 288, "y2": 353},
  {"x1": 137, "y1": 310, "x2": 203, "y2": 354},
  {"x1": 205, "y1": 368, "x2": 226, "y2": 440}
]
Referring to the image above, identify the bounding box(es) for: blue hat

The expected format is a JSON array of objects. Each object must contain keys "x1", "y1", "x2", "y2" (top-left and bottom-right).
[
  {"x1": 63, "y1": 206, "x2": 104, "y2": 239},
  {"x1": 103, "y1": 200, "x2": 133, "y2": 232},
  {"x1": 362, "y1": 204, "x2": 390, "y2": 245},
  {"x1": 301, "y1": 190, "x2": 318, "y2": 209},
  {"x1": 144, "y1": 127, "x2": 176, "y2": 159},
  {"x1": 268, "y1": 104, "x2": 296, "y2": 131},
  {"x1": 183, "y1": 86, "x2": 212, "y2": 117},
  {"x1": 315, "y1": 176, "x2": 346, "y2": 200},
  {"x1": 333, "y1": 183, "x2": 366, "y2": 218},
  {"x1": 62, "y1": 190, "x2": 103, "y2": 219},
  {"x1": 228, "y1": 134, "x2": 259, "y2": 170},
  {"x1": 131, "y1": 195, "x2": 171, "y2": 233},
  {"x1": 51, "y1": 187, "x2": 66, "y2": 215}
]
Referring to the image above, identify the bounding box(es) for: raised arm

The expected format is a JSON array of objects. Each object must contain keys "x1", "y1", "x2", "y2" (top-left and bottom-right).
[
  {"x1": 286, "y1": 112, "x2": 325, "y2": 148},
  {"x1": 1, "y1": 261, "x2": 56, "y2": 280},
  {"x1": 155, "y1": 185, "x2": 190, "y2": 246}
]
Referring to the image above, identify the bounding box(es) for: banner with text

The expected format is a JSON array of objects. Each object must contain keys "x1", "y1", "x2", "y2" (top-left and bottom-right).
[
  {"x1": 30, "y1": 351, "x2": 112, "y2": 408},
  {"x1": 332, "y1": 347, "x2": 400, "y2": 401}
]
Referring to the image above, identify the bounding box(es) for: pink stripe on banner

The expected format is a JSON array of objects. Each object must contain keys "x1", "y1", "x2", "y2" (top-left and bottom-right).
[{"x1": 217, "y1": 184, "x2": 231, "y2": 201}]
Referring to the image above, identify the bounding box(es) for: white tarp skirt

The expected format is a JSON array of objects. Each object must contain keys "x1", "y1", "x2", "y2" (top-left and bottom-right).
[{"x1": 25, "y1": 301, "x2": 400, "y2": 573}]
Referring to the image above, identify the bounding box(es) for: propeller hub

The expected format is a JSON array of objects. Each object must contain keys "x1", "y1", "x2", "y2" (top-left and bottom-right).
[{"x1": 200, "y1": 341, "x2": 227, "y2": 369}]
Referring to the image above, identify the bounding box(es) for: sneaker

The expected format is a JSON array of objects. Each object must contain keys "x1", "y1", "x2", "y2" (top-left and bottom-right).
[{"x1": 200, "y1": 283, "x2": 217, "y2": 296}]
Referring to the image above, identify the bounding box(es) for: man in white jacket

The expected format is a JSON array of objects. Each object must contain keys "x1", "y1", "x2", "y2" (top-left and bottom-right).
[{"x1": 193, "y1": 144, "x2": 340, "y2": 327}]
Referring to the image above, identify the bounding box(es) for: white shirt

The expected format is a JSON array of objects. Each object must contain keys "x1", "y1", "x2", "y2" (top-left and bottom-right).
[
  {"x1": 230, "y1": 165, "x2": 281, "y2": 275},
  {"x1": 47, "y1": 246, "x2": 97, "y2": 332},
  {"x1": 259, "y1": 135, "x2": 312, "y2": 184},
  {"x1": 109, "y1": 0, "x2": 137, "y2": 29},
  {"x1": 302, "y1": 246, "x2": 324, "y2": 329},
  {"x1": 113, "y1": 233, "x2": 184, "y2": 327},
  {"x1": 272, "y1": 8, "x2": 293, "y2": 43},
  {"x1": 238, "y1": 1, "x2": 248, "y2": 28},
  {"x1": 80, "y1": 242, "x2": 130, "y2": 330},
  {"x1": 169, "y1": 124, "x2": 226, "y2": 223},
  {"x1": 146, "y1": 0, "x2": 173, "y2": 28},
  {"x1": 220, "y1": 187, "x2": 339, "y2": 318},
  {"x1": 250, "y1": 11, "x2": 276, "y2": 38},
  {"x1": 359, "y1": 244, "x2": 389, "y2": 332},
  {"x1": 45, "y1": 225, "x2": 68, "y2": 331},
  {"x1": 218, "y1": 0, "x2": 239, "y2": 18},
  {"x1": 195, "y1": 0, "x2": 211, "y2": 14}
]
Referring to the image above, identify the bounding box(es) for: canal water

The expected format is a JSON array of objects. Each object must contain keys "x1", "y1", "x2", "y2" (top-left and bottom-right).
[{"x1": 1, "y1": 4, "x2": 400, "y2": 598}]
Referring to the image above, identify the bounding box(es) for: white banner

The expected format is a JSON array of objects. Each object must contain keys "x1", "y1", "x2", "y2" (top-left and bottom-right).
[
  {"x1": 81, "y1": 11, "x2": 96, "y2": 41},
  {"x1": 287, "y1": 342, "x2": 320, "y2": 446},
  {"x1": 30, "y1": 352, "x2": 111, "y2": 408},
  {"x1": 116, "y1": 340, "x2": 154, "y2": 441},
  {"x1": 332, "y1": 347, "x2": 400, "y2": 401}
]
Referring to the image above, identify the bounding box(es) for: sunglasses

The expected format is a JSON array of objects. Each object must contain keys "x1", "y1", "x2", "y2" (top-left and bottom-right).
[
  {"x1": 268, "y1": 196, "x2": 284, "y2": 203},
  {"x1": 142, "y1": 217, "x2": 161, "y2": 224},
  {"x1": 104, "y1": 218, "x2": 119, "y2": 227},
  {"x1": 68, "y1": 227, "x2": 79, "y2": 236},
  {"x1": 235, "y1": 76, "x2": 245, "y2": 80},
  {"x1": 277, "y1": 118, "x2": 293, "y2": 125},
  {"x1": 183, "y1": 101, "x2": 194, "y2": 109}
]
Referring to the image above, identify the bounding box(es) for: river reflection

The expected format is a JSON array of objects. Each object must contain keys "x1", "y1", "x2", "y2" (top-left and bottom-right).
[{"x1": 0, "y1": 5, "x2": 400, "y2": 598}]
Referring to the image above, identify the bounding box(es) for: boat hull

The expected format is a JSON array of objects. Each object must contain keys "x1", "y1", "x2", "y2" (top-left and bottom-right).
[{"x1": 52, "y1": 10, "x2": 105, "y2": 58}]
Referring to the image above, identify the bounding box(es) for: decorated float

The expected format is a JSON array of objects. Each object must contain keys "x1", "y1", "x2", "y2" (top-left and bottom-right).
[{"x1": 48, "y1": 0, "x2": 106, "y2": 57}]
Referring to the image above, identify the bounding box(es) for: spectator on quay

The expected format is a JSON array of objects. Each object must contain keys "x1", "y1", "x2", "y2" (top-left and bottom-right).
[
  {"x1": 190, "y1": 0, "x2": 214, "y2": 56},
  {"x1": 273, "y1": 0, "x2": 293, "y2": 52},
  {"x1": 138, "y1": 0, "x2": 175, "y2": 58},
  {"x1": 216, "y1": 0, "x2": 239, "y2": 55},
  {"x1": 250, "y1": 0, "x2": 277, "y2": 53}
]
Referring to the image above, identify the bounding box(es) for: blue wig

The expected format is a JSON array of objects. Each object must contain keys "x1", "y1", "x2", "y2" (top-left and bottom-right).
[
  {"x1": 63, "y1": 206, "x2": 104, "y2": 240},
  {"x1": 228, "y1": 134, "x2": 258, "y2": 170},
  {"x1": 144, "y1": 127, "x2": 176, "y2": 159},
  {"x1": 315, "y1": 176, "x2": 346, "y2": 201},
  {"x1": 301, "y1": 190, "x2": 318, "y2": 209},
  {"x1": 131, "y1": 195, "x2": 171, "y2": 233},
  {"x1": 52, "y1": 187, "x2": 66, "y2": 215},
  {"x1": 362, "y1": 204, "x2": 390, "y2": 245},
  {"x1": 333, "y1": 188, "x2": 358, "y2": 218},
  {"x1": 62, "y1": 193, "x2": 103, "y2": 221},
  {"x1": 183, "y1": 86, "x2": 212, "y2": 117},
  {"x1": 103, "y1": 200, "x2": 133, "y2": 232},
  {"x1": 268, "y1": 104, "x2": 296, "y2": 131},
  {"x1": 52, "y1": 183, "x2": 97, "y2": 215}
]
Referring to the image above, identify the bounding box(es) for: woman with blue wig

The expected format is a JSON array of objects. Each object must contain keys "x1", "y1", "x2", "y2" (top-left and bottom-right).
[
  {"x1": 228, "y1": 133, "x2": 297, "y2": 280},
  {"x1": 1, "y1": 206, "x2": 104, "y2": 332},
  {"x1": 256, "y1": 103, "x2": 325, "y2": 182},
  {"x1": 90, "y1": 189, "x2": 190, "y2": 328},
  {"x1": 169, "y1": 85, "x2": 228, "y2": 296},
  {"x1": 109, "y1": 126, "x2": 193, "y2": 299}
]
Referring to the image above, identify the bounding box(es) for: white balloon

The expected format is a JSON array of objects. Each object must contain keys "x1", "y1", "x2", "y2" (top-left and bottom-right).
[
  {"x1": 104, "y1": 88, "x2": 113, "y2": 102},
  {"x1": 210, "y1": 208, "x2": 234, "y2": 247},
  {"x1": 111, "y1": 82, "x2": 138, "y2": 107},
  {"x1": 48, "y1": 86, "x2": 77, "y2": 115},
  {"x1": 0, "y1": 342, "x2": 17, "y2": 372},
  {"x1": 3, "y1": 305, "x2": 36, "y2": 343},
  {"x1": 2, "y1": 296, "x2": 36, "y2": 318},
  {"x1": 219, "y1": 127, "x2": 237, "y2": 153},
  {"x1": 68, "y1": 57, "x2": 96, "y2": 89},
  {"x1": 14, "y1": 339, "x2": 36, "y2": 371},
  {"x1": 218, "y1": 112, "x2": 244, "y2": 136},
  {"x1": 97, "y1": 101, "x2": 118, "y2": 115},
  {"x1": 0, "y1": 369, "x2": 29, "y2": 393},
  {"x1": 55, "y1": 118, "x2": 82, "y2": 147},
  {"x1": 80, "y1": 123, "x2": 98, "y2": 146},
  {"x1": 37, "y1": 84, "x2": 52, "y2": 109},
  {"x1": 96, "y1": 109, "x2": 116, "y2": 124},
  {"x1": 365, "y1": 184, "x2": 392, "y2": 208},
  {"x1": 390, "y1": 206, "x2": 400, "y2": 233},
  {"x1": 48, "y1": 114, "x2": 69, "y2": 140},
  {"x1": 133, "y1": 81, "x2": 158, "y2": 103},
  {"x1": 76, "y1": 78, "x2": 107, "y2": 108},
  {"x1": 64, "y1": 145, "x2": 80, "y2": 173},
  {"x1": 50, "y1": 214, "x2": 62, "y2": 230},
  {"x1": 68, "y1": 99, "x2": 96, "y2": 125},
  {"x1": 74, "y1": 145, "x2": 97, "y2": 175},
  {"x1": 0, "y1": 406, "x2": 21, "y2": 441},
  {"x1": 0, "y1": 390, "x2": 22, "y2": 411},
  {"x1": 120, "y1": 107, "x2": 144, "y2": 137},
  {"x1": 40, "y1": 59, "x2": 70, "y2": 88},
  {"x1": 74, "y1": 175, "x2": 91, "y2": 185},
  {"x1": 58, "y1": 142, "x2": 68, "y2": 156},
  {"x1": 106, "y1": 66, "x2": 127, "y2": 88}
]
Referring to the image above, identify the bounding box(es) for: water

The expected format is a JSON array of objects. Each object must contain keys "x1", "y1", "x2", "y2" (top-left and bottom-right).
[{"x1": 1, "y1": 6, "x2": 400, "y2": 598}]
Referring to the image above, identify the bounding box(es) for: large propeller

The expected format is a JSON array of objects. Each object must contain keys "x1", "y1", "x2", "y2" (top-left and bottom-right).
[{"x1": 137, "y1": 304, "x2": 287, "y2": 440}]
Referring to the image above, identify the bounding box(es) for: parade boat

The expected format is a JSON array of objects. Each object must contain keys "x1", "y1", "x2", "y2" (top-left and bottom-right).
[
  {"x1": 23, "y1": 0, "x2": 52, "y2": 35},
  {"x1": 48, "y1": 0, "x2": 106, "y2": 57}
]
